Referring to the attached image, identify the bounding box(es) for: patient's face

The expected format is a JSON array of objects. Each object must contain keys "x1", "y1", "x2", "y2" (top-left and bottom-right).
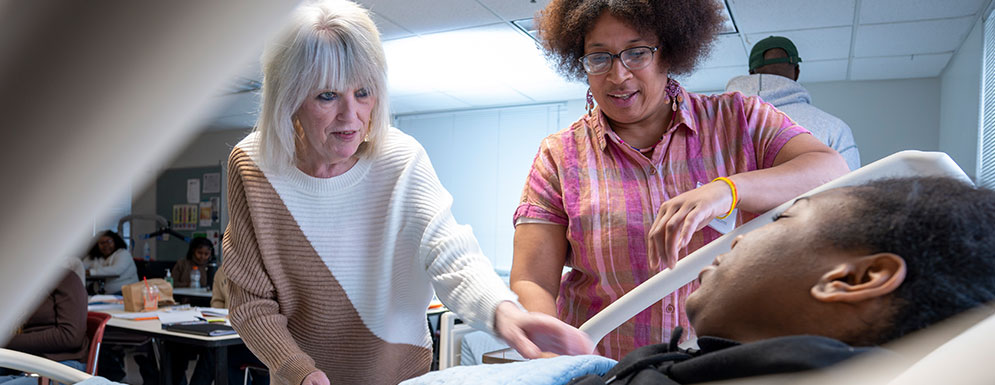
[{"x1": 686, "y1": 190, "x2": 858, "y2": 342}]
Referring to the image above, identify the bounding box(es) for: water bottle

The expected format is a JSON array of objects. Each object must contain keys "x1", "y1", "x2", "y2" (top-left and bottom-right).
[
  {"x1": 142, "y1": 242, "x2": 151, "y2": 262},
  {"x1": 190, "y1": 266, "x2": 201, "y2": 289},
  {"x1": 164, "y1": 270, "x2": 174, "y2": 287}
]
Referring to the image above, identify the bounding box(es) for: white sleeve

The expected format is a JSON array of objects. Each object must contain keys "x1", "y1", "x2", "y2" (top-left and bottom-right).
[
  {"x1": 87, "y1": 249, "x2": 133, "y2": 276},
  {"x1": 404, "y1": 145, "x2": 517, "y2": 334}
]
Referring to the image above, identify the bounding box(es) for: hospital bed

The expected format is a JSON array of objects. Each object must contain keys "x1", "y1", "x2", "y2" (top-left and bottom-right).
[
  {"x1": 428, "y1": 151, "x2": 990, "y2": 384},
  {"x1": 0, "y1": 348, "x2": 92, "y2": 384},
  {"x1": 579, "y1": 150, "x2": 973, "y2": 345}
]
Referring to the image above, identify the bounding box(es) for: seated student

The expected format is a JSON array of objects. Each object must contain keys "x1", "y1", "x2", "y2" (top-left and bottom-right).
[
  {"x1": 405, "y1": 176, "x2": 995, "y2": 384},
  {"x1": 82, "y1": 230, "x2": 139, "y2": 294},
  {"x1": 171, "y1": 237, "x2": 214, "y2": 288},
  {"x1": 1, "y1": 269, "x2": 88, "y2": 385}
]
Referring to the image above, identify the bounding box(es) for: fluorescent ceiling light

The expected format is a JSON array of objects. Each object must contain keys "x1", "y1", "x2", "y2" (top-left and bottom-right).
[{"x1": 383, "y1": 22, "x2": 585, "y2": 106}]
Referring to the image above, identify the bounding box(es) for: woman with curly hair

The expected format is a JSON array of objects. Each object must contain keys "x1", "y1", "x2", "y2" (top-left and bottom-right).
[{"x1": 510, "y1": 0, "x2": 850, "y2": 359}]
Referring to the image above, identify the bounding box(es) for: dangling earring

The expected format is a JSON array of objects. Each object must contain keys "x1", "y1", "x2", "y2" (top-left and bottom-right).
[
  {"x1": 292, "y1": 116, "x2": 305, "y2": 140},
  {"x1": 664, "y1": 78, "x2": 683, "y2": 112},
  {"x1": 586, "y1": 88, "x2": 595, "y2": 117}
]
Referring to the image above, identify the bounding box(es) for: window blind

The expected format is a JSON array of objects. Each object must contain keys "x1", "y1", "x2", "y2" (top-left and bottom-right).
[{"x1": 981, "y1": 6, "x2": 995, "y2": 188}]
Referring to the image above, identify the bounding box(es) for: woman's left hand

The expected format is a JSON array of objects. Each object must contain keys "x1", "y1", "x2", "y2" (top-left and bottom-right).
[
  {"x1": 647, "y1": 180, "x2": 734, "y2": 270},
  {"x1": 493, "y1": 301, "x2": 595, "y2": 358}
]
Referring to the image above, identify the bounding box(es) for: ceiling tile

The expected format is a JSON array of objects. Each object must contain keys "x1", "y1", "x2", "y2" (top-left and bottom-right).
[
  {"x1": 675, "y1": 66, "x2": 747, "y2": 93},
  {"x1": 698, "y1": 35, "x2": 748, "y2": 68},
  {"x1": 746, "y1": 26, "x2": 851, "y2": 61},
  {"x1": 855, "y1": 17, "x2": 974, "y2": 56},
  {"x1": 859, "y1": 0, "x2": 985, "y2": 24},
  {"x1": 512, "y1": 79, "x2": 588, "y2": 103},
  {"x1": 369, "y1": 13, "x2": 414, "y2": 41},
  {"x1": 204, "y1": 92, "x2": 260, "y2": 130},
  {"x1": 728, "y1": 0, "x2": 856, "y2": 34},
  {"x1": 475, "y1": 0, "x2": 549, "y2": 21},
  {"x1": 357, "y1": 0, "x2": 502, "y2": 35},
  {"x1": 850, "y1": 53, "x2": 953, "y2": 80},
  {"x1": 390, "y1": 92, "x2": 471, "y2": 115},
  {"x1": 797, "y1": 59, "x2": 848, "y2": 83}
]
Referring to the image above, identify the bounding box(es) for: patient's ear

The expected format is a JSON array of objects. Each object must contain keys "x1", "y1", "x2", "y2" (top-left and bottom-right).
[{"x1": 811, "y1": 253, "x2": 906, "y2": 303}]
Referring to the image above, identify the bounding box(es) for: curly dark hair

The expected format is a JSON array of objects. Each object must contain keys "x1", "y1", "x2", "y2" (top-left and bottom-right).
[
  {"x1": 87, "y1": 230, "x2": 128, "y2": 259},
  {"x1": 536, "y1": 0, "x2": 724, "y2": 82},
  {"x1": 185, "y1": 236, "x2": 215, "y2": 261},
  {"x1": 821, "y1": 177, "x2": 995, "y2": 345}
]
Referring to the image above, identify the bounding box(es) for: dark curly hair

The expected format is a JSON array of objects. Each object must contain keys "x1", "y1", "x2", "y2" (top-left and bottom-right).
[
  {"x1": 822, "y1": 177, "x2": 995, "y2": 345},
  {"x1": 536, "y1": 0, "x2": 723, "y2": 82},
  {"x1": 87, "y1": 230, "x2": 128, "y2": 259}
]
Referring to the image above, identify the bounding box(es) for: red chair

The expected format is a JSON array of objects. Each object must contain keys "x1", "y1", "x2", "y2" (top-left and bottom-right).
[
  {"x1": 37, "y1": 312, "x2": 111, "y2": 385},
  {"x1": 84, "y1": 312, "x2": 112, "y2": 375}
]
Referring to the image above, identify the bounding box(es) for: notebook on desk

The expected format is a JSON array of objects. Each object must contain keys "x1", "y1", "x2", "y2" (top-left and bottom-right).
[{"x1": 163, "y1": 323, "x2": 237, "y2": 337}]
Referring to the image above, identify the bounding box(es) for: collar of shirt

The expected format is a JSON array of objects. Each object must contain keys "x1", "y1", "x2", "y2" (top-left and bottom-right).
[{"x1": 587, "y1": 84, "x2": 699, "y2": 153}]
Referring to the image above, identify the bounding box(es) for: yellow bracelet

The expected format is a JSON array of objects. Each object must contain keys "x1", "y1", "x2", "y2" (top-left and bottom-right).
[{"x1": 712, "y1": 177, "x2": 737, "y2": 219}]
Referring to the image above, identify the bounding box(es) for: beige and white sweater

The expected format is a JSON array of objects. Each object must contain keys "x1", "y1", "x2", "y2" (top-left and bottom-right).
[{"x1": 224, "y1": 129, "x2": 515, "y2": 385}]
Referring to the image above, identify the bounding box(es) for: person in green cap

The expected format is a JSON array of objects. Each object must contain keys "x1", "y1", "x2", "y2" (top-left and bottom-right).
[{"x1": 726, "y1": 36, "x2": 861, "y2": 171}]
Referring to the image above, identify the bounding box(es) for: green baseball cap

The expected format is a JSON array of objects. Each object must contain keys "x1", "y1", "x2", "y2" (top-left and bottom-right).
[{"x1": 749, "y1": 36, "x2": 801, "y2": 71}]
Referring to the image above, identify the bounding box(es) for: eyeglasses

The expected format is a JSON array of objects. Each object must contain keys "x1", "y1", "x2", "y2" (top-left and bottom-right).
[{"x1": 579, "y1": 46, "x2": 658, "y2": 75}]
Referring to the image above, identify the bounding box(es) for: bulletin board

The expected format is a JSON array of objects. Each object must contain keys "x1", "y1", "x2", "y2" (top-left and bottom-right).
[{"x1": 155, "y1": 165, "x2": 224, "y2": 262}]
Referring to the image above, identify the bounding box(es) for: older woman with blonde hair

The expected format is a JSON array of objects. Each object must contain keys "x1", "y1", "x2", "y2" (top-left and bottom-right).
[{"x1": 223, "y1": 1, "x2": 593, "y2": 384}]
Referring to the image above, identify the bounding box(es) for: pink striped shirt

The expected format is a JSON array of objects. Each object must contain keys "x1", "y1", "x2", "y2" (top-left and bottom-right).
[{"x1": 514, "y1": 86, "x2": 808, "y2": 359}]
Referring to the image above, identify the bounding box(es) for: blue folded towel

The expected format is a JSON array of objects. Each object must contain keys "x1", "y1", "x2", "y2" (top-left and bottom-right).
[{"x1": 401, "y1": 355, "x2": 616, "y2": 385}]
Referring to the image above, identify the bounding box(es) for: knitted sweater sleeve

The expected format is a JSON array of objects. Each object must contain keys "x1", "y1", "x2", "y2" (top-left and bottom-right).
[
  {"x1": 408, "y1": 146, "x2": 517, "y2": 334},
  {"x1": 223, "y1": 151, "x2": 318, "y2": 385}
]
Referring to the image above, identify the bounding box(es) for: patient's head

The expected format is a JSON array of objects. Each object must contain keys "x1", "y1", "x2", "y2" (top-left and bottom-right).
[{"x1": 686, "y1": 176, "x2": 995, "y2": 346}]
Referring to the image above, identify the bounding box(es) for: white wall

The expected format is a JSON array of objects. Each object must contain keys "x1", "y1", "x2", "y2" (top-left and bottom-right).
[
  {"x1": 396, "y1": 104, "x2": 568, "y2": 272},
  {"x1": 802, "y1": 78, "x2": 941, "y2": 167},
  {"x1": 939, "y1": 17, "x2": 983, "y2": 180}
]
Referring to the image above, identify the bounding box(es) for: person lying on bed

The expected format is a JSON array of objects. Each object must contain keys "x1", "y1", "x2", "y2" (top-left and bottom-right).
[
  {"x1": 404, "y1": 176, "x2": 995, "y2": 385},
  {"x1": 567, "y1": 175, "x2": 995, "y2": 384}
]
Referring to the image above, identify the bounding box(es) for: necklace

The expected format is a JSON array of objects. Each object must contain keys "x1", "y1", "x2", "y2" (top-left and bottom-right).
[
  {"x1": 613, "y1": 107, "x2": 678, "y2": 154},
  {"x1": 616, "y1": 135, "x2": 663, "y2": 153}
]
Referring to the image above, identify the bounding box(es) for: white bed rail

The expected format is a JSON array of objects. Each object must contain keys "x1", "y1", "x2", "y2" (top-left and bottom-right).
[
  {"x1": 579, "y1": 150, "x2": 971, "y2": 344},
  {"x1": 0, "y1": 348, "x2": 92, "y2": 384}
]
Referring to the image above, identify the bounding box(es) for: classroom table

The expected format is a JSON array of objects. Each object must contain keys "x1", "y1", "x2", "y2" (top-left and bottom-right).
[
  {"x1": 172, "y1": 287, "x2": 213, "y2": 307},
  {"x1": 96, "y1": 308, "x2": 243, "y2": 385}
]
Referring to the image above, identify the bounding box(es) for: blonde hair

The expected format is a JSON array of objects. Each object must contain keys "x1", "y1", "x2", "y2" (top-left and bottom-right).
[{"x1": 255, "y1": 0, "x2": 389, "y2": 170}]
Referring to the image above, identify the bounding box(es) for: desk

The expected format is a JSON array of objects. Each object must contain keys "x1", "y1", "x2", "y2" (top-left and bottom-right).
[
  {"x1": 172, "y1": 287, "x2": 213, "y2": 307},
  {"x1": 96, "y1": 308, "x2": 242, "y2": 384}
]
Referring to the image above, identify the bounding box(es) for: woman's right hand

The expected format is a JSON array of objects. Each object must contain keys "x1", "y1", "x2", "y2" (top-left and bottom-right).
[
  {"x1": 302, "y1": 371, "x2": 330, "y2": 385},
  {"x1": 647, "y1": 179, "x2": 734, "y2": 270}
]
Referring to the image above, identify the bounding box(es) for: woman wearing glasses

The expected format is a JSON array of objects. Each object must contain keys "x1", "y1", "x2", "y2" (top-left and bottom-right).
[{"x1": 510, "y1": 0, "x2": 849, "y2": 359}]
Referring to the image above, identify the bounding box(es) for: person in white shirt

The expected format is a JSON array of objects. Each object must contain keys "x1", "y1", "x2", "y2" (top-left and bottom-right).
[{"x1": 82, "y1": 230, "x2": 138, "y2": 294}]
